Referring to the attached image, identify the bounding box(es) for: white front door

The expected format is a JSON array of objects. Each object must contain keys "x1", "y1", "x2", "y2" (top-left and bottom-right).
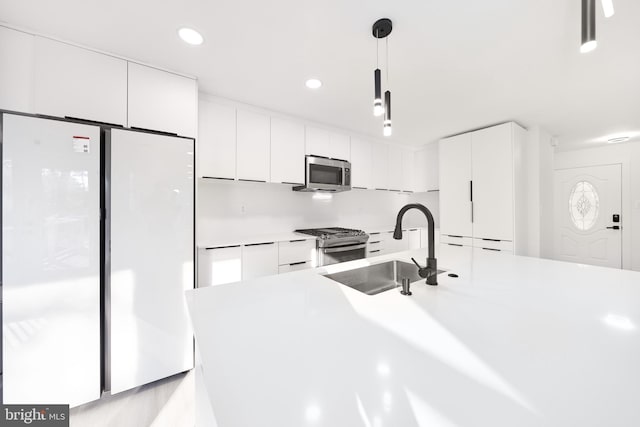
[{"x1": 553, "y1": 164, "x2": 622, "y2": 268}]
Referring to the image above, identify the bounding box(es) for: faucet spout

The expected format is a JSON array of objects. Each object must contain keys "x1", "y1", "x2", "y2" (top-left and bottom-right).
[{"x1": 393, "y1": 203, "x2": 438, "y2": 286}]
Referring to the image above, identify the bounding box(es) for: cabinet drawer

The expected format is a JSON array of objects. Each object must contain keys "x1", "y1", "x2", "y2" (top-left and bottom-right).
[
  {"x1": 440, "y1": 234, "x2": 473, "y2": 246},
  {"x1": 278, "y1": 239, "x2": 316, "y2": 265},
  {"x1": 278, "y1": 261, "x2": 313, "y2": 274},
  {"x1": 473, "y1": 238, "x2": 513, "y2": 252}
]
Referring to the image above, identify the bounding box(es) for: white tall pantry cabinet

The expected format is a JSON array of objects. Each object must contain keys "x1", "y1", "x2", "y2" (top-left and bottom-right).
[{"x1": 439, "y1": 122, "x2": 526, "y2": 254}]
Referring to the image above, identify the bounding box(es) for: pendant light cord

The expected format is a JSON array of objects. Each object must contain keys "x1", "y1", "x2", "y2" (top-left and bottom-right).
[
  {"x1": 386, "y1": 36, "x2": 389, "y2": 85},
  {"x1": 376, "y1": 29, "x2": 379, "y2": 68}
]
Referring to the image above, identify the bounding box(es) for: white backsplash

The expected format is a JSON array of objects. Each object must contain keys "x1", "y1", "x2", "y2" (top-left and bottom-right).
[{"x1": 197, "y1": 179, "x2": 439, "y2": 243}]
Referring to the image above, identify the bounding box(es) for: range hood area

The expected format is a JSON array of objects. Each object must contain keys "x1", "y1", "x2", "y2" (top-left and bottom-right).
[{"x1": 293, "y1": 155, "x2": 352, "y2": 193}]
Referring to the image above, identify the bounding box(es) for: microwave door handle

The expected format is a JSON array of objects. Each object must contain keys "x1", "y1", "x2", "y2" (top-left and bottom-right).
[{"x1": 321, "y1": 244, "x2": 367, "y2": 253}]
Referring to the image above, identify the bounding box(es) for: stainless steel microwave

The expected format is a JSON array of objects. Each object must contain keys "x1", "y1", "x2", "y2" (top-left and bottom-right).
[{"x1": 293, "y1": 155, "x2": 351, "y2": 192}]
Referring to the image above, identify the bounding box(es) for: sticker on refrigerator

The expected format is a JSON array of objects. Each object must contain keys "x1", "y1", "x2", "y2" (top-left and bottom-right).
[{"x1": 72, "y1": 136, "x2": 91, "y2": 153}]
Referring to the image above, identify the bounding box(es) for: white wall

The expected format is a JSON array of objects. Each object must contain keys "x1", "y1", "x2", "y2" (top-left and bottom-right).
[
  {"x1": 524, "y1": 126, "x2": 555, "y2": 259},
  {"x1": 197, "y1": 180, "x2": 439, "y2": 245},
  {"x1": 553, "y1": 142, "x2": 640, "y2": 271}
]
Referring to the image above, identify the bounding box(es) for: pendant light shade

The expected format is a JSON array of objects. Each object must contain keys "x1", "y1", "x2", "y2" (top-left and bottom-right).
[
  {"x1": 373, "y1": 69, "x2": 384, "y2": 116},
  {"x1": 383, "y1": 90, "x2": 392, "y2": 137},
  {"x1": 581, "y1": 0, "x2": 597, "y2": 53}
]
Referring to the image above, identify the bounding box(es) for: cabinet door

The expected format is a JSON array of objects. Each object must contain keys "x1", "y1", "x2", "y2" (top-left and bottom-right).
[
  {"x1": 472, "y1": 123, "x2": 514, "y2": 240},
  {"x1": 418, "y1": 142, "x2": 440, "y2": 192},
  {"x1": 439, "y1": 133, "x2": 472, "y2": 237},
  {"x1": 305, "y1": 126, "x2": 330, "y2": 157},
  {"x1": 270, "y1": 117, "x2": 305, "y2": 184},
  {"x1": 350, "y1": 137, "x2": 373, "y2": 189},
  {"x1": 242, "y1": 243, "x2": 278, "y2": 280},
  {"x1": 198, "y1": 100, "x2": 236, "y2": 179},
  {"x1": 128, "y1": 62, "x2": 197, "y2": 137},
  {"x1": 198, "y1": 246, "x2": 242, "y2": 286},
  {"x1": 387, "y1": 146, "x2": 403, "y2": 191},
  {"x1": 236, "y1": 109, "x2": 270, "y2": 181},
  {"x1": 371, "y1": 142, "x2": 389, "y2": 190},
  {"x1": 0, "y1": 27, "x2": 34, "y2": 113},
  {"x1": 329, "y1": 132, "x2": 350, "y2": 161},
  {"x1": 401, "y1": 148, "x2": 416, "y2": 192},
  {"x1": 34, "y1": 37, "x2": 127, "y2": 125},
  {"x1": 408, "y1": 229, "x2": 421, "y2": 249}
]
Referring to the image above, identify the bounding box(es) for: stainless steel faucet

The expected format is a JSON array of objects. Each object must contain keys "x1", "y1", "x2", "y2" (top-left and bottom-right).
[{"x1": 393, "y1": 203, "x2": 438, "y2": 286}]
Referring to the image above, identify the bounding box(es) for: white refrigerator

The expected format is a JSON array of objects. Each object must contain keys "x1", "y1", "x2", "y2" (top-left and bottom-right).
[{"x1": 2, "y1": 113, "x2": 195, "y2": 406}]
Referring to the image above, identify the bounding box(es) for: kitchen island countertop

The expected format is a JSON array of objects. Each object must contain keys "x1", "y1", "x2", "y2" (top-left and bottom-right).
[{"x1": 186, "y1": 245, "x2": 640, "y2": 427}]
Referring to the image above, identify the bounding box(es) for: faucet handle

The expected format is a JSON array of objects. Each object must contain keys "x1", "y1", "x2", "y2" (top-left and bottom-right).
[{"x1": 411, "y1": 257, "x2": 430, "y2": 279}]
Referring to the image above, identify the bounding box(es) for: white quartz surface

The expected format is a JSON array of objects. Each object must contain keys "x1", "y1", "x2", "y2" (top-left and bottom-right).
[
  {"x1": 186, "y1": 246, "x2": 640, "y2": 427},
  {"x1": 197, "y1": 232, "x2": 315, "y2": 248},
  {"x1": 196, "y1": 226, "x2": 434, "y2": 248}
]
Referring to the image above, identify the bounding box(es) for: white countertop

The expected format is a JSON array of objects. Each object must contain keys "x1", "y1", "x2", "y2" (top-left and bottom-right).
[
  {"x1": 197, "y1": 226, "x2": 435, "y2": 248},
  {"x1": 198, "y1": 232, "x2": 315, "y2": 248},
  {"x1": 186, "y1": 246, "x2": 640, "y2": 426}
]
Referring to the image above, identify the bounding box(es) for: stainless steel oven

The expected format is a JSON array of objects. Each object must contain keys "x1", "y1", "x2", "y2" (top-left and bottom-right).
[
  {"x1": 294, "y1": 227, "x2": 369, "y2": 267},
  {"x1": 318, "y1": 242, "x2": 367, "y2": 266}
]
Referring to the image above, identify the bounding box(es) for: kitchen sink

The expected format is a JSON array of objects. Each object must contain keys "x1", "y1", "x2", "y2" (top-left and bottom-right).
[{"x1": 323, "y1": 260, "x2": 446, "y2": 295}]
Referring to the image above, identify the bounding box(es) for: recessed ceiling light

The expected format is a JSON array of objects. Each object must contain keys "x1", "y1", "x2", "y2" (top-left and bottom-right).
[
  {"x1": 607, "y1": 136, "x2": 630, "y2": 144},
  {"x1": 305, "y1": 79, "x2": 322, "y2": 89},
  {"x1": 178, "y1": 28, "x2": 204, "y2": 45}
]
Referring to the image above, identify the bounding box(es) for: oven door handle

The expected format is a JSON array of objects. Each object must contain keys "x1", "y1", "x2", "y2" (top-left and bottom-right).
[{"x1": 320, "y1": 243, "x2": 367, "y2": 253}]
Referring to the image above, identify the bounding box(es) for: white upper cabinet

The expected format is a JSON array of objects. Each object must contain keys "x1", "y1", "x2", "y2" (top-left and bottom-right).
[
  {"x1": 236, "y1": 109, "x2": 270, "y2": 182},
  {"x1": 413, "y1": 143, "x2": 439, "y2": 193},
  {"x1": 305, "y1": 126, "x2": 350, "y2": 161},
  {"x1": 387, "y1": 145, "x2": 403, "y2": 191},
  {"x1": 371, "y1": 142, "x2": 389, "y2": 190},
  {"x1": 329, "y1": 132, "x2": 350, "y2": 161},
  {"x1": 401, "y1": 148, "x2": 416, "y2": 192},
  {"x1": 439, "y1": 132, "x2": 473, "y2": 237},
  {"x1": 0, "y1": 27, "x2": 34, "y2": 113},
  {"x1": 305, "y1": 126, "x2": 330, "y2": 157},
  {"x1": 128, "y1": 62, "x2": 197, "y2": 137},
  {"x1": 270, "y1": 117, "x2": 305, "y2": 184},
  {"x1": 198, "y1": 100, "x2": 236, "y2": 179},
  {"x1": 33, "y1": 37, "x2": 127, "y2": 125},
  {"x1": 471, "y1": 123, "x2": 514, "y2": 241},
  {"x1": 350, "y1": 137, "x2": 373, "y2": 189}
]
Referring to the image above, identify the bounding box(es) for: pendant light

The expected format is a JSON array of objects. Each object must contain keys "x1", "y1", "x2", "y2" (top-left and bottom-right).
[
  {"x1": 383, "y1": 35, "x2": 392, "y2": 137},
  {"x1": 601, "y1": 0, "x2": 615, "y2": 18},
  {"x1": 372, "y1": 18, "x2": 393, "y2": 136},
  {"x1": 581, "y1": 0, "x2": 597, "y2": 53},
  {"x1": 373, "y1": 69, "x2": 384, "y2": 116},
  {"x1": 383, "y1": 90, "x2": 392, "y2": 136},
  {"x1": 372, "y1": 19, "x2": 392, "y2": 119}
]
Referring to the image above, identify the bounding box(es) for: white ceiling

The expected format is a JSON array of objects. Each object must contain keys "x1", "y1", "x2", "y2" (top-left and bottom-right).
[{"x1": 1, "y1": 0, "x2": 639, "y2": 150}]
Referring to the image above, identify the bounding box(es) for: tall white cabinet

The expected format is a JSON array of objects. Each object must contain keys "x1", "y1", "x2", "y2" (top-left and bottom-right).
[{"x1": 439, "y1": 122, "x2": 526, "y2": 254}]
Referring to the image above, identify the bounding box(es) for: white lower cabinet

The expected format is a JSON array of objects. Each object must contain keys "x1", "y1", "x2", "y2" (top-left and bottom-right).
[
  {"x1": 278, "y1": 240, "x2": 316, "y2": 271},
  {"x1": 278, "y1": 261, "x2": 313, "y2": 274},
  {"x1": 242, "y1": 243, "x2": 278, "y2": 279},
  {"x1": 198, "y1": 246, "x2": 242, "y2": 287},
  {"x1": 472, "y1": 238, "x2": 514, "y2": 254}
]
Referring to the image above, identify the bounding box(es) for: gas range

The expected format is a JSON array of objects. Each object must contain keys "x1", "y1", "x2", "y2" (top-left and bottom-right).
[
  {"x1": 294, "y1": 227, "x2": 369, "y2": 247},
  {"x1": 294, "y1": 227, "x2": 369, "y2": 267}
]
